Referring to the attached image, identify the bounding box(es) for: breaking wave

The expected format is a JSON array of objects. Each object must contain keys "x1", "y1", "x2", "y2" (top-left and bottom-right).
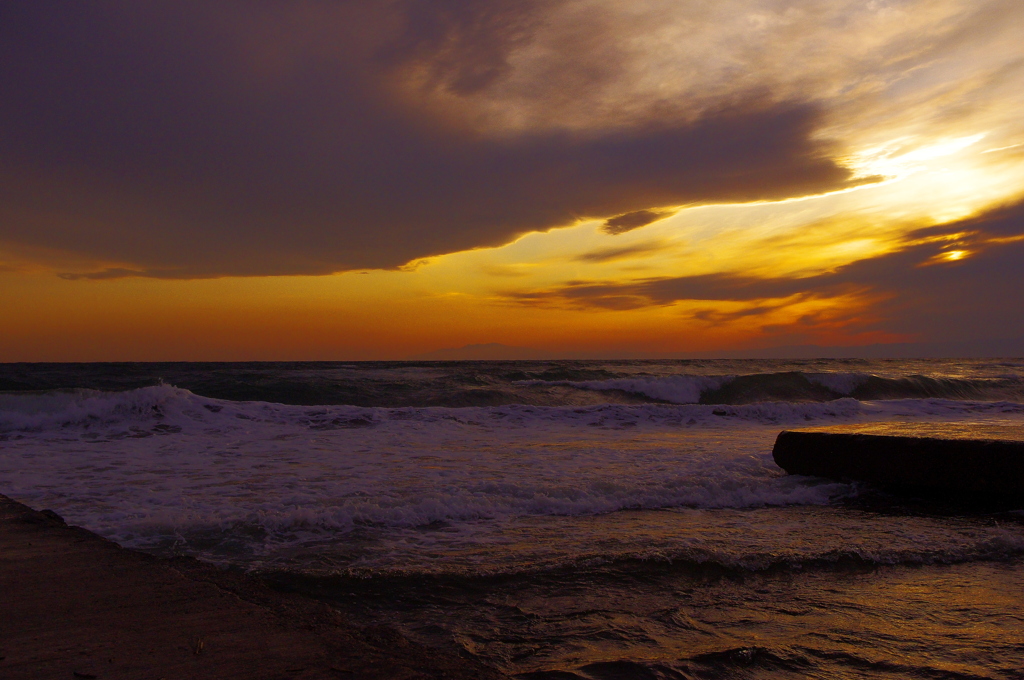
[
  {"x1": 4, "y1": 384, "x2": 1024, "y2": 436},
  {"x1": 269, "y1": 525, "x2": 1024, "y2": 581},
  {"x1": 526, "y1": 371, "x2": 1024, "y2": 404}
]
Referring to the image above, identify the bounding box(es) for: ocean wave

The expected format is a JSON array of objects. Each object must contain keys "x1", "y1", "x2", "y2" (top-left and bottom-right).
[
  {"x1": 520, "y1": 374, "x2": 728, "y2": 403},
  {"x1": 6, "y1": 385, "x2": 1024, "y2": 565},
  {"x1": 7, "y1": 360, "x2": 1024, "y2": 409},
  {"x1": 523, "y1": 371, "x2": 1024, "y2": 405},
  {"x1": 4, "y1": 384, "x2": 1024, "y2": 436},
  {"x1": 261, "y1": 523, "x2": 1024, "y2": 580},
  {"x1": 115, "y1": 473, "x2": 849, "y2": 543},
  {"x1": 0, "y1": 384, "x2": 195, "y2": 431},
  {"x1": 618, "y1": 531, "x2": 1024, "y2": 574}
]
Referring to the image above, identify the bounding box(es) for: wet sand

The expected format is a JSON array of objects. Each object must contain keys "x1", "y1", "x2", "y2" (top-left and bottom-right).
[{"x1": 0, "y1": 494, "x2": 505, "y2": 680}]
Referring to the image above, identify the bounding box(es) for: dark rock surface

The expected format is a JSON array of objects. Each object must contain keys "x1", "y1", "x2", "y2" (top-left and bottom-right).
[
  {"x1": 773, "y1": 423, "x2": 1024, "y2": 505},
  {"x1": 0, "y1": 494, "x2": 506, "y2": 680}
]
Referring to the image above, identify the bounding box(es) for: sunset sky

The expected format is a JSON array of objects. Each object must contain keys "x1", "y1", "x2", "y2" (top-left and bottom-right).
[{"x1": 2, "y1": 0, "x2": 1024, "y2": 360}]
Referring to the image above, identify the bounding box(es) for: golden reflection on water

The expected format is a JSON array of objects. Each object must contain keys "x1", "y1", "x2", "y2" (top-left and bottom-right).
[
  {"x1": 321, "y1": 508, "x2": 1024, "y2": 679},
  {"x1": 796, "y1": 421, "x2": 1024, "y2": 442}
]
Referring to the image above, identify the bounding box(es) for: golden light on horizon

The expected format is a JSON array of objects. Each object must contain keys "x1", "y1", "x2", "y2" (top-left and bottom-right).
[{"x1": 2, "y1": 1, "x2": 1024, "y2": 360}]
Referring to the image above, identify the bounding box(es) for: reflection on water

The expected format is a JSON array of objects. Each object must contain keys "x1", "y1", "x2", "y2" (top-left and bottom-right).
[
  {"x1": 266, "y1": 506, "x2": 1024, "y2": 679},
  {"x1": 5, "y1": 360, "x2": 1024, "y2": 678}
]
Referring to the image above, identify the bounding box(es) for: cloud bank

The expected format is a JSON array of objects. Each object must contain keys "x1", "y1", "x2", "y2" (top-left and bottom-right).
[
  {"x1": 0, "y1": 1, "x2": 874, "y2": 278},
  {"x1": 503, "y1": 199, "x2": 1024, "y2": 344}
]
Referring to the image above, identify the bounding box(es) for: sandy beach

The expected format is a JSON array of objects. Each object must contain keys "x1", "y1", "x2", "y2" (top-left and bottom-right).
[{"x1": 0, "y1": 493, "x2": 504, "y2": 680}]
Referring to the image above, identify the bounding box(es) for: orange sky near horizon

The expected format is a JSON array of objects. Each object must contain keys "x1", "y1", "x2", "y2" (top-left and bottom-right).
[{"x1": 3, "y1": 1, "x2": 1024, "y2": 361}]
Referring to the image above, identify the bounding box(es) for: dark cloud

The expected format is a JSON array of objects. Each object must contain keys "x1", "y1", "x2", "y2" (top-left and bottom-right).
[
  {"x1": 690, "y1": 301, "x2": 800, "y2": 324},
  {"x1": 602, "y1": 210, "x2": 677, "y2": 235},
  {"x1": 503, "y1": 271, "x2": 853, "y2": 309},
  {"x1": 56, "y1": 268, "x2": 188, "y2": 281},
  {"x1": 0, "y1": 1, "x2": 862, "y2": 278},
  {"x1": 573, "y1": 240, "x2": 670, "y2": 263},
  {"x1": 501, "y1": 199, "x2": 1024, "y2": 344},
  {"x1": 504, "y1": 287, "x2": 654, "y2": 310}
]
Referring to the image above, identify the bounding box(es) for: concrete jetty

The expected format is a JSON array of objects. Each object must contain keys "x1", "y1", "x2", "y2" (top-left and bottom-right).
[{"x1": 772, "y1": 422, "x2": 1024, "y2": 504}]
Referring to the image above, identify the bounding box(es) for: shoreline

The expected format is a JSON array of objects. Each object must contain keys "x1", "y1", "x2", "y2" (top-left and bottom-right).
[{"x1": 0, "y1": 494, "x2": 505, "y2": 680}]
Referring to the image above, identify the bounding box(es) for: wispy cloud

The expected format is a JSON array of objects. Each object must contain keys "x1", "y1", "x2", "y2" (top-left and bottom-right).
[
  {"x1": 572, "y1": 240, "x2": 672, "y2": 263},
  {"x1": 498, "y1": 199, "x2": 1024, "y2": 343}
]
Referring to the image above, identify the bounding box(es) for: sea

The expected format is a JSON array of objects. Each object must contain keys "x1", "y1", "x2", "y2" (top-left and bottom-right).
[{"x1": 2, "y1": 359, "x2": 1024, "y2": 679}]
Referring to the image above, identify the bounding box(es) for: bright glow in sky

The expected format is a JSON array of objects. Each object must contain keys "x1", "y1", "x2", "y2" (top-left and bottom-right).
[{"x1": 2, "y1": 0, "x2": 1024, "y2": 360}]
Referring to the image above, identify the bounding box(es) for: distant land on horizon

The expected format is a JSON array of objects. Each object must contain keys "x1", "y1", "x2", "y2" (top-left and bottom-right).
[
  {"x1": 408, "y1": 343, "x2": 554, "y2": 361},
  {"x1": 409, "y1": 339, "x2": 1024, "y2": 361}
]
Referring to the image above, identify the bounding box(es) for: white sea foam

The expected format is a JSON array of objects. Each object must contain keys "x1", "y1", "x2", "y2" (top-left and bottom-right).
[
  {"x1": 3, "y1": 386, "x2": 1024, "y2": 568},
  {"x1": 560, "y1": 375, "x2": 728, "y2": 403},
  {"x1": 0, "y1": 384, "x2": 196, "y2": 431}
]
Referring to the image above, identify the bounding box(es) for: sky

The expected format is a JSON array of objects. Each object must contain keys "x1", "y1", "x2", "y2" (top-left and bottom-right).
[{"x1": 2, "y1": 0, "x2": 1024, "y2": 360}]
